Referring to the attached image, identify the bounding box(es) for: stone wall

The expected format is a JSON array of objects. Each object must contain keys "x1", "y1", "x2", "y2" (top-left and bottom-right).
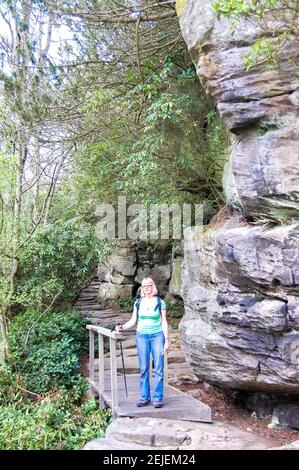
[{"x1": 97, "y1": 240, "x2": 181, "y2": 305}]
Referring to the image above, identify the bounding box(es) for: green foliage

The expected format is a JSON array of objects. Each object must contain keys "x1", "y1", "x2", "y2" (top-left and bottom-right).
[
  {"x1": 0, "y1": 348, "x2": 111, "y2": 450},
  {"x1": 213, "y1": 0, "x2": 279, "y2": 19},
  {"x1": 175, "y1": 0, "x2": 188, "y2": 17},
  {"x1": 0, "y1": 366, "x2": 25, "y2": 406},
  {"x1": 243, "y1": 33, "x2": 289, "y2": 70},
  {"x1": 8, "y1": 308, "x2": 89, "y2": 393},
  {"x1": 212, "y1": 0, "x2": 297, "y2": 69},
  {"x1": 166, "y1": 298, "x2": 185, "y2": 319},
  {"x1": 115, "y1": 297, "x2": 136, "y2": 313},
  {"x1": 14, "y1": 220, "x2": 98, "y2": 311},
  {"x1": 71, "y1": 50, "x2": 228, "y2": 211},
  {"x1": 0, "y1": 151, "x2": 18, "y2": 194},
  {"x1": 0, "y1": 384, "x2": 112, "y2": 450}
]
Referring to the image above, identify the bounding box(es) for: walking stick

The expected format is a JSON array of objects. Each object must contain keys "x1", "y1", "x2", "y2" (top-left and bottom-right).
[{"x1": 111, "y1": 324, "x2": 128, "y2": 397}]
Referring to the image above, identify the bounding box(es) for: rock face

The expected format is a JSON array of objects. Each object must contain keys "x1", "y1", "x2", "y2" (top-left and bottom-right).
[
  {"x1": 179, "y1": 0, "x2": 299, "y2": 221},
  {"x1": 181, "y1": 222, "x2": 299, "y2": 393},
  {"x1": 97, "y1": 240, "x2": 174, "y2": 305},
  {"x1": 178, "y1": 1, "x2": 299, "y2": 394},
  {"x1": 97, "y1": 240, "x2": 136, "y2": 305}
]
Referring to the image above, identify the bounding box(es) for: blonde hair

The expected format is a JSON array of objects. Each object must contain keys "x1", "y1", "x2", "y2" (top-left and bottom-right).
[{"x1": 140, "y1": 277, "x2": 158, "y2": 297}]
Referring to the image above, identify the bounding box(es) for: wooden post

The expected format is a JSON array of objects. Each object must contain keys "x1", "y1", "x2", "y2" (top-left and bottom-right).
[
  {"x1": 109, "y1": 337, "x2": 118, "y2": 419},
  {"x1": 89, "y1": 330, "x2": 95, "y2": 383},
  {"x1": 98, "y1": 333, "x2": 105, "y2": 408}
]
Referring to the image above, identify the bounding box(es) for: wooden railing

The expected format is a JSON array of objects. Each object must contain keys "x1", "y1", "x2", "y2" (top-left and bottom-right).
[
  {"x1": 87, "y1": 325, "x2": 121, "y2": 418},
  {"x1": 86, "y1": 324, "x2": 168, "y2": 419}
]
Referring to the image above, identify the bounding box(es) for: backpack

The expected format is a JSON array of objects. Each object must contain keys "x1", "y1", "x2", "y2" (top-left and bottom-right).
[{"x1": 135, "y1": 296, "x2": 162, "y2": 322}]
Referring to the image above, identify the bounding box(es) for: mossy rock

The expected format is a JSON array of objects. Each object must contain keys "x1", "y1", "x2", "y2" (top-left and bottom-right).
[{"x1": 175, "y1": 0, "x2": 188, "y2": 17}]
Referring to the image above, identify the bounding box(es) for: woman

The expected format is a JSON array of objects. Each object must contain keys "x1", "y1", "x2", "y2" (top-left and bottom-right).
[{"x1": 116, "y1": 277, "x2": 170, "y2": 408}]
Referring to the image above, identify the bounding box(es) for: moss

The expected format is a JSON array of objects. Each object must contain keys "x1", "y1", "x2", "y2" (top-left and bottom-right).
[
  {"x1": 175, "y1": 0, "x2": 188, "y2": 17},
  {"x1": 267, "y1": 208, "x2": 299, "y2": 224}
]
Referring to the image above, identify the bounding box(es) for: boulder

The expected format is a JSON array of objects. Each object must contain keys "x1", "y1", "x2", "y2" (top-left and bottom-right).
[
  {"x1": 97, "y1": 283, "x2": 134, "y2": 305},
  {"x1": 97, "y1": 241, "x2": 137, "y2": 283},
  {"x1": 180, "y1": 224, "x2": 299, "y2": 394},
  {"x1": 274, "y1": 403, "x2": 299, "y2": 430},
  {"x1": 109, "y1": 252, "x2": 137, "y2": 277},
  {"x1": 135, "y1": 265, "x2": 171, "y2": 285}
]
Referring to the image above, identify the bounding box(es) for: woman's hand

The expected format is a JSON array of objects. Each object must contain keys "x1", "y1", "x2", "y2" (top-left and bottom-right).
[
  {"x1": 115, "y1": 324, "x2": 123, "y2": 333},
  {"x1": 163, "y1": 337, "x2": 170, "y2": 354}
]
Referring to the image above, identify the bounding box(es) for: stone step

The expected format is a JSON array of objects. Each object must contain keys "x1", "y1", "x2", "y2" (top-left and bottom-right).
[
  {"x1": 84, "y1": 308, "x2": 123, "y2": 314},
  {"x1": 85, "y1": 315, "x2": 127, "y2": 321},
  {"x1": 80, "y1": 286, "x2": 100, "y2": 291},
  {"x1": 88, "y1": 312, "x2": 128, "y2": 318},
  {"x1": 80, "y1": 284, "x2": 100, "y2": 291},
  {"x1": 85, "y1": 315, "x2": 122, "y2": 321},
  {"x1": 106, "y1": 417, "x2": 191, "y2": 447},
  {"x1": 79, "y1": 294, "x2": 98, "y2": 299},
  {"x1": 76, "y1": 305, "x2": 116, "y2": 310},
  {"x1": 77, "y1": 294, "x2": 97, "y2": 300},
  {"x1": 75, "y1": 305, "x2": 106, "y2": 311},
  {"x1": 83, "y1": 437, "x2": 166, "y2": 450},
  {"x1": 81, "y1": 285, "x2": 99, "y2": 290},
  {"x1": 85, "y1": 416, "x2": 277, "y2": 450}
]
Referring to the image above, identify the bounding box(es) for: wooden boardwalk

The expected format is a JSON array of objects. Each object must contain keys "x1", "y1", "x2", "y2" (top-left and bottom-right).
[
  {"x1": 88, "y1": 371, "x2": 212, "y2": 422},
  {"x1": 77, "y1": 280, "x2": 212, "y2": 424}
]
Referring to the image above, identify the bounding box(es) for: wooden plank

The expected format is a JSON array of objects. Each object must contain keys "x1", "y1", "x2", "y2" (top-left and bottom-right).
[
  {"x1": 86, "y1": 324, "x2": 122, "y2": 340},
  {"x1": 88, "y1": 372, "x2": 212, "y2": 423}
]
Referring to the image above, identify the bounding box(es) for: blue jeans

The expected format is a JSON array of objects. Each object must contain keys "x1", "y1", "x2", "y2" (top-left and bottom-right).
[{"x1": 136, "y1": 331, "x2": 165, "y2": 402}]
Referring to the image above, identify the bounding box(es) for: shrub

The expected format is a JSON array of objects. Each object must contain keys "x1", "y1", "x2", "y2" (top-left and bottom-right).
[
  {"x1": 0, "y1": 394, "x2": 112, "y2": 450},
  {"x1": 9, "y1": 308, "x2": 89, "y2": 394},
  {"x1": 14, "y1": 221, "x2": 98, "y2": 311},
  {"x1": 166, "y1": 299, "x2": 184, "y2": 319},
  {"x1": 115, "y1": 297, "x2": 136, "y2": 313}
]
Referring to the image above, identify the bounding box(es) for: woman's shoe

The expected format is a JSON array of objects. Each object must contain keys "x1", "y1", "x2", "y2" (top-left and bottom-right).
[
  {"x1": 153, "y1": 401, "x2": 163, "y2": 408},
  {"x1": 136, "y1": 399, "x2": 151, "y2": 407}
]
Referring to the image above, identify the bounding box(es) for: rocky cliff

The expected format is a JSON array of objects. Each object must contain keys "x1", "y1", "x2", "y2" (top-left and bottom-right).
[{"x1": 178, "y1": 0, "x2": 299, "y2": 394}]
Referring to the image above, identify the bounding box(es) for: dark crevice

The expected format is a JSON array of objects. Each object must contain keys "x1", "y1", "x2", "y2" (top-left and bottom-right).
[
  {"x1": 271, "y1": 278, "x2": 282, "y2": 289},
  {"x1": 221, "y1": 88, "x2": 294, "y2": 105}
]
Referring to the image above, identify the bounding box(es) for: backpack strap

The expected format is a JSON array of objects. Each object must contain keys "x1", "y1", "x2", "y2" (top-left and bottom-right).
[
  {"x1": 154, "y1": 296, "x2": 162, "y2": 316},
  {"x1": 135, "y1": 298, "x2": 142, "y2": 321}
]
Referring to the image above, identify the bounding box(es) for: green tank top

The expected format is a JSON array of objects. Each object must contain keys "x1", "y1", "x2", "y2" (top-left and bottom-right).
[{"x1": 135, "y1": 297, "x2": 166, "y2": 334}]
